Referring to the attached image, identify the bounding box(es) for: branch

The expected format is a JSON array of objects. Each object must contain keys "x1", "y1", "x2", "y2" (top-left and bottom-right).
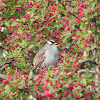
[
  {"x1": 80, "y1": 59, "x2": 96, "y2": 65},
  {"x1": 76, "y1": 96, "x2": 84, "y2": 99},
  {"x1": 95, "y1": 68, "x2": 100, "y2": 93},
  {"x1": 0, "y1": 73, "x2": 7, "y2": 80},
  {"x1": 77, "y1": 69, "x2": 95, "y2": 73},
  {"x1": 0, "y1": 45, "x2": 6, "y2": 50},
  {"x1": 58, "y1": 0, "x2": 66, "y2": 10},
  {"x1": 0, "y1": 59, "x2": 14, "y2": 67},
  {"x1": 92, "y1": 17, "x2": 98, "y2": 35},
  {"x1": 58, "y1": 0, "x2": 77, "y2": 18}
]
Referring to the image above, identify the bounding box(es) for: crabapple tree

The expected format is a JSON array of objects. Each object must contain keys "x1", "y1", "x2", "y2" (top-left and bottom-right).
[{"x1": 0, "y1": 0, "x2": 100, "y2": 100}]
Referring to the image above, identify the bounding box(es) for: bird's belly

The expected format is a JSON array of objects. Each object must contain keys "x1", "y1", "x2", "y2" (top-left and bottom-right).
[{"x1": 45, "y1": 55, "x2": 59, "y2": 66}]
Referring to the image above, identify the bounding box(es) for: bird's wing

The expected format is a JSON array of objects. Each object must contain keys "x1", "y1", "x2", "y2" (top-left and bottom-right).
[{"x1": 33, "y1": 48, "x2": 46, "y2": 70}]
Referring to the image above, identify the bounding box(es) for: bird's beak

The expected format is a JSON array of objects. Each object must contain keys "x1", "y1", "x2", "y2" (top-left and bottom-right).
[{"x1": 54, "y1": 43, "x2": 58, "y2": 47}]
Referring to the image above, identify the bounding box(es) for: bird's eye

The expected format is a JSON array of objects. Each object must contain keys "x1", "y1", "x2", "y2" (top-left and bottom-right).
[
  {"x1": 50, "y1": 40, "x2": 55, "y2": 44},
  {"x1": 47, "y1": 40, "x2": 55, "y2": 45}
]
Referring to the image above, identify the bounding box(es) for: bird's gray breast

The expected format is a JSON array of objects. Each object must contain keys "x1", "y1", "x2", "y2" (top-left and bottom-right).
[{"x1": 44, "y1": 47, "x2": 59, "y2": 66}]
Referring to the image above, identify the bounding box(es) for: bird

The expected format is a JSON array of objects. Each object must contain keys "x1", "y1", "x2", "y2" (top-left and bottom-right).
[{"x1": 32, "y1": 40, "x2": 60, "y2": 73}]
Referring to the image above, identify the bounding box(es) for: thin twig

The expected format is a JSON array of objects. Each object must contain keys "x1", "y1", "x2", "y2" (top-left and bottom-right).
[
  {"x1": 0, "y1": 45, "x2": 6, "y2": 50},
  {"x1": 0, "y1": 73, "x2": 7, "y2": 80},
  {"x1": 0, "y1": 59, "x2": 14, "y2": 67},
  {"x1": 58, "y1": 0, "x2": 77, "y2": 18}
]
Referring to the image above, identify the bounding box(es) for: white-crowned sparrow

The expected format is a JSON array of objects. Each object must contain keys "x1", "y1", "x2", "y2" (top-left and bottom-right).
[{"x1": 33, "y1": 40, "x2": 60, "y2": 72}]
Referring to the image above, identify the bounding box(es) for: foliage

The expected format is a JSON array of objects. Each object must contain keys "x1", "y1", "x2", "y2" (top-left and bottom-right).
[{"x1": 0, "y1": 0, "x2": 100, "y2": 100}]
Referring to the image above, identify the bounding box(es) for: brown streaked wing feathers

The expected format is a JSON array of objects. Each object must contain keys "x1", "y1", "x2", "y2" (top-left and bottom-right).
[{"x1": 33, "y1": 48, "x2": 46, "y2": 70}]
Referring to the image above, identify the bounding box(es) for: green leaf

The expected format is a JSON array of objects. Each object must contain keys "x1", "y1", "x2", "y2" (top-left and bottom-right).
[
  {"x1": 13, "y1": 63, "x2": 23, "y2": 68},
  {"x1": 83, "y1": 9, "x2": 89, "y2": 15},
  {"x1": 0, "y1": 59, "x2": 1, "y2": 64},
  {"x1": 15, "y1": 5, "x2": 21, "y2": 7},
  {"x1": 11, "y1": 22, "x2": 17, "y2": 26},
  {"x1": 13, "y1": 49, "x2": 21, "y2": 56},
  {"x1": 21, "y1": 40, "x2": 27, "y2": 48},
  {"x1": 85, "y1": 68, "x2": 89, "y2": 74},
  {"x1": 34, "y1": 16, "x2": 39, "y2": 20},
  {"x1": 95, "y1": 86, "x2": 100, "y2": 88},
  {"x1": 16, "y1": 19, "x2": 22, "y2": 22},
  {"x1": 48, "y1": 27, "x2": 52, "y2": 32},
  {"x1": 93, "y1": 12, "x2": 97, "y2": 17},
  {"x1": 18, "y1": 28, "x2": 23, "y2": 35},
  {"x1": 22, "y1": 18, "x2": 27, "y2": 22},
  {"x1": 18, "y1": 0, "x2": 24, "y2": 3},
  {"x1": 91, "y1": 43, "x2": 97, "y2": 50},
  {"x1": 86, "y1": 47, "x2": 91, "y2": 51},
  {"x1": 96, "y1": 73, "x2": 100, "y2": 75},
  {"x1": 86, "y1": 85, "x2": 91, "y2": 89},
  {"x1": 81, "y1": 78, "x2": 86, "y2": 86},
  {"x1": 0, "y1": 11, "x2": 2, "y2": 15},
  {"x1": 81, "y1": 22, "x2": 85, "y2": 28},
  {"x1": 6, "y1": 67, "x2": 13, "y2": 73},
  {"x1": 63, "y1": 36, "x2": 68, "y2": 43},
  {"x1": 83, "y1": 51, "x2": 87, "y2": 59},
  {"x1": 7, "y1": 53, "x2": 14, "y2": 58},
  {"x1": 67, "y1": 72, "x2": 72, "y2": 76},
  {"x1": 71, "y1": 24, "x2": 75, "y2": 29},
  {"x1": 48, "y1": 66, "x2": 52, "y2": 70},
  {"x1": 5, "y1": 85, "x2": 11, "y2": 93},
  {"x1": 0, "y1": 74, "x2": 7, "y2": 80},
  {"x1": 20, "y1": 58, "x2": 25, "y2": 64},
  {"x1": 72, "y1": 86, "x2": 81, "y2": 94},
  {"x1": 28, "y1": 44, "x2": 34, "y2": 49},
  {"x1": 82, "y1": 17, "x2": 89, "y2": 21},
  {"x1": 38, "y1": 27, "x2": 44, "y2": 31},
  {"x1": 29, "y1": 71, "x2": 33, "y2": 79},
  {"x1": 72, "y1": 1, "x2": 77, "y2": 6},
  {"x1": 0, "y1": 91, "x2": 6, "y2": 97},
  {"x1": 44, "y1": 28, "x2": 49, "y2": 35},
  {"x1": 5, "y1": 21, "x2": 9, "y2": 26}
]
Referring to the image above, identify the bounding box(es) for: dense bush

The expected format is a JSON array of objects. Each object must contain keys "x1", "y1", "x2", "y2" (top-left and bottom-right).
[{"x1": 0, "y1": 0, "x2": 100, "y2": 100}]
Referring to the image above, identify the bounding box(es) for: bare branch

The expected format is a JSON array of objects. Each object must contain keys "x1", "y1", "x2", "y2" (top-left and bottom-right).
[
  {"x1": 80, "y1": 59, "x2": 96, "y2": 65},
  {"x1": 77, "y1": 69, "x2": 95, "y2": 73}
]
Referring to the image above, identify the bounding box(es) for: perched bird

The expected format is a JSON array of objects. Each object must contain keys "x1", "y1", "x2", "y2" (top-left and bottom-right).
[{"x1": 33, "y1": 40, "x2": 60, "y2": 73}]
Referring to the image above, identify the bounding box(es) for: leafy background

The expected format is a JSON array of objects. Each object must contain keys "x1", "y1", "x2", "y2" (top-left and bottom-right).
[{"x1": 0, "y1": 0, "x2": 100, "y2": 100}]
